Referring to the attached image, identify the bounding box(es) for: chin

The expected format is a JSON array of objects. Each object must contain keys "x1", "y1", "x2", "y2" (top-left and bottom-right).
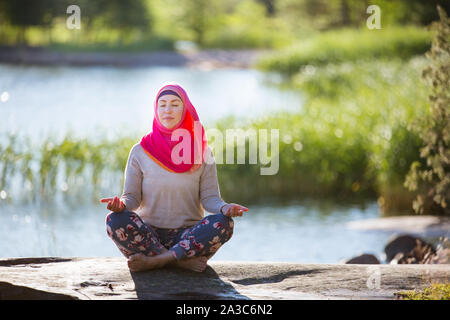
[{"x1": 163, "y1": 122, "x2": 176, "y2": 129}]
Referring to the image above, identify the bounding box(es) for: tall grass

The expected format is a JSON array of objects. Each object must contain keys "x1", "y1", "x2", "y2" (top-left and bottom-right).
[
  {"x1": 256, "y1": 26, "x2": 432, "y2": 75},
  {"x1": 0, "y1": 133, "x2": 136, "y2": 205},
  {"x1": 216, "y1": 61, "x2": 429, "y2": 210},
  {"x1": 255, "y1": 36, "x2": 433, "y2": 214}
]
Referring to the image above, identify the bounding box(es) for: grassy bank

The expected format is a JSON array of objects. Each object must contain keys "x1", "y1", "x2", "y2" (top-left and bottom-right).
[
  {"x1": 0, "y1": 129, "x2": 375, "y2": 208},
  {"x1": 257, "y1": 26, "x2": 432, "y2": 76},
  {"x1": 253, "y1": 25, "x2": 437, "y2": 214}
]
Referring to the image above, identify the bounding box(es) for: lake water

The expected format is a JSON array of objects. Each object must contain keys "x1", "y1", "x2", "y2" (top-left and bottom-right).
[
  {"x1": 0, "y1": 199, "x2": 391, "y2": 263},
  {"x1": 0, "y1": 64, "x2": 393, "y2": 263},
  {"x1": 0, "y1": 64, "x2": 302, "y2": 143}
]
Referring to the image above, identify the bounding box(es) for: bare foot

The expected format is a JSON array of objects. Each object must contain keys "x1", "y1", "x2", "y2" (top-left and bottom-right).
[
  {"x1": 175, "y1": 256, "x2": 208, "y2": 272},
  {"x1": 127, "y1": 253, "x2": 171, "y2": 272}
]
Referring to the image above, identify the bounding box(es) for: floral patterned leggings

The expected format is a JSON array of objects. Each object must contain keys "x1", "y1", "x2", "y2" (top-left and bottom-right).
[{"x1": 106, "y1": 210, "x2": 234, "y2": 260}]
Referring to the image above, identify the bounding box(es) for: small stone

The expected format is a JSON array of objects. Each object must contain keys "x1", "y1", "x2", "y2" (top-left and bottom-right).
[{"x1": 345, "y1": 254, "x2": 380, "y2": 264}]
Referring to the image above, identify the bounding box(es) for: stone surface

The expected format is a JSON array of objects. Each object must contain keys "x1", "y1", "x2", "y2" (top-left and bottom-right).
[
  {"x1": 0, "y1": 257, "x2": 449, "y2": 300},
  {"x1": 345, "y1": 254, "x2": 380, "y2": 264}
]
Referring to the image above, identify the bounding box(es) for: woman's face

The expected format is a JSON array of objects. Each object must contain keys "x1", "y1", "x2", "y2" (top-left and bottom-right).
[{"x1": 157, "y1": 94, "x2": 184, "y2": 129}]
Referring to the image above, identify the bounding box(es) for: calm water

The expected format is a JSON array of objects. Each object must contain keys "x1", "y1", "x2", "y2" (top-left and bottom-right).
[
  {"x1": 0, "y1": 64, "x2": 390, "y2": 263},
  {"x1": 0, "y1": 64, "x2": 302, "y2": 143},
  {"x1": 0, "y1": 200, "x2": 390, "y2": 263}
]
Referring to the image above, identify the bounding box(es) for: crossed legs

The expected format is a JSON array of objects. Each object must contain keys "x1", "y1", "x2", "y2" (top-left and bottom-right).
[{"x1": 106, "y1": 210, "x2": 234, "y2": 272}]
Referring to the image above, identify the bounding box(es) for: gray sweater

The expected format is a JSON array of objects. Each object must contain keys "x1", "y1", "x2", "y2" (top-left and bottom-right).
[{"x1": 120, "y1": 143, "x2": 228, "y2": 228}]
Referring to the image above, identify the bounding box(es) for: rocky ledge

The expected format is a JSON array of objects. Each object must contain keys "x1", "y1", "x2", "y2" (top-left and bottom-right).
[{"x1": 0, "y1": 257, "x2": 449, "y2": 300}]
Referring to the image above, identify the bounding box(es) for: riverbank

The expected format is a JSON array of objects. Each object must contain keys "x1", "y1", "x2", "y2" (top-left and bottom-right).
[
  {"x1": 1, "y1": 257, "x2": 449, "y2": 300},
  {"x1": 0, "y1": 46, "x2": 268, "y2": 68}
]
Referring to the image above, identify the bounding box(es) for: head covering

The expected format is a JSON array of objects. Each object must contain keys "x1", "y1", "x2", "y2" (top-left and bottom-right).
[
  {"x1": 157, "y1": 89, "x2": 182, "y2": 101},
  {"x1": 140, "y1": 82, "x2": 208, "y2": 173}
]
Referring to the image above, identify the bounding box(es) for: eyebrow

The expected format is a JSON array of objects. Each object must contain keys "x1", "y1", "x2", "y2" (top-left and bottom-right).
[{"x1": 158, "y1": 98, "x2": 181, "y2": 103}]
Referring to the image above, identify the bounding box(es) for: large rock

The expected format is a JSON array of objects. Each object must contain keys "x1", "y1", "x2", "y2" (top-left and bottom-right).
[
  {"x1": 384, "y1": 235, "x2": 435, "y2": 263},
  {"x1": 0, "y1": 257, "x2": 449, "y2": 300},
  {"x1": 345, "y1": 254, "x2": 380, "y2": 264}
]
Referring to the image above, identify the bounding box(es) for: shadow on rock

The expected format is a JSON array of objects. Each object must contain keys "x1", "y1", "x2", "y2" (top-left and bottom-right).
[
  {"x1": 0, "y1": 281, "x2": 77, "y2": 300},
  {"x1": 230, "y1": 269, "x2": 323, "y2": 286},
  {"x1": 130, "y1": 265, "x2": 250, "y2": 300}
]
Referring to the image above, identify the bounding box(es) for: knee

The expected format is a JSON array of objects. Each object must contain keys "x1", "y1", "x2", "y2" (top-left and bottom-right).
[
  {"x1": 105, "y1": 210, "x2": 135, "y2": 231},
  {"x1": 213, "y1": 213, "x2": 234, "y2": 234}
]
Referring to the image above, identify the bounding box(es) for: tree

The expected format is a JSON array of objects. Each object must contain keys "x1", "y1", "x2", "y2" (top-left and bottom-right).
[
  {"x1": 404, "y1": 6, "x2": 450, "y2": 216},
  {"x1": 101, "y1": 0, "x2": 152, "y2": 40},
  {"x1": 0, "y1": 0, "x2": 55, "y2": 44},
  {"x1": 256, "y1": 0, "x2": 276, "y2": 16}
]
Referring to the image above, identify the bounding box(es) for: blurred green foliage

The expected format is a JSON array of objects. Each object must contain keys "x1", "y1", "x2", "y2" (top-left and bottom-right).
[
  {"x1": 404, "y1": 7, "x2": 450, "y2": 216},
  {"x1": 256, "y1": 26, "x2": 432, "y2": 75},
  {"x1": 0, "y1": 0, "x2": 448, "y2": 50}
]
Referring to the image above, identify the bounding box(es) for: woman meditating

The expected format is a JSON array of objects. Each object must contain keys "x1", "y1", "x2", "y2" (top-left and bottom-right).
[{"x1": 101, "y1": 82, "x2": 248, "y2": 273}]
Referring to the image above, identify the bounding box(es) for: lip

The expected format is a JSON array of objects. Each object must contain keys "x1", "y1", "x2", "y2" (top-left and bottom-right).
[{"x1": 163, "y1": 117, "x2": 174, "y2": 120}]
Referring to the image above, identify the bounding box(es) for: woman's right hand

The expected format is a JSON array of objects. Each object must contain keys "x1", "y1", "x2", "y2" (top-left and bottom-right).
[{"x1": 100, "y1": 196, "x2": 125, "y2": 213}]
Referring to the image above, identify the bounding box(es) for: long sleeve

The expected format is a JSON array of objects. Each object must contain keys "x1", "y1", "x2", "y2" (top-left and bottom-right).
[
  {"x1": 120, "y1": 147, "x2": 143, "y2": 211},
  {"x1": 199, "y1": 148, "x2": 228, "y2": 214}
]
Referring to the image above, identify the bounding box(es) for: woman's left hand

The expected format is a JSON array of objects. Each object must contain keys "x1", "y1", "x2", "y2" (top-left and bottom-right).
[{"x1": 221, "y1": 203, "x2": 248, "y2": 217}]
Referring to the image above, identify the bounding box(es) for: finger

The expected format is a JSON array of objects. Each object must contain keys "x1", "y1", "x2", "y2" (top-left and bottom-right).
[{"x1": 100, "y1": 198, "x2": 113, "y2": 203}]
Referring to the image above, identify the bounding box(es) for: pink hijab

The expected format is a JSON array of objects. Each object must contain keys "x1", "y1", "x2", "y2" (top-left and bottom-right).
[{"x1": 140, "y1": 82, "x2": 208, "y2": 173}]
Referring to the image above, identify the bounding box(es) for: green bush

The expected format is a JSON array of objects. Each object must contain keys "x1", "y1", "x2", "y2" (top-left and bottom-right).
[
  {"x1": 404, "y1": 6, "x2": 450, "y2": 216},
  {"x1": 396, "y1": 283, "x2": 450, "y2": 300}
]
